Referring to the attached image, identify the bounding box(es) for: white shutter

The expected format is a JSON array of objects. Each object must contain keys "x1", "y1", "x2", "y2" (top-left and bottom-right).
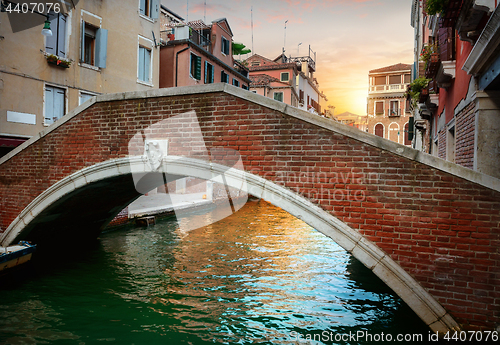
[
  {"x1": 45, "y1": 13, "x2": 58, "y2": 54},
  {"x1": 54, "y1": 88, "x2": 65, "y2": 121},
  {"x1": 138, "y1": 47, "x2": 145, "y2": 81},
  {"x1": 145, "y1": 48, "x2": 151, "y2": 82},
  {"x1": 150, "y1": 0, "x2": 159, "y2": 19},
  {"x1": 57, "y1": 15, "x2": 67, "y2": 57},
  {"x1": 95, "y1": 28, "x2": 108, "y2": 68},
  {"x1": 44, "y1": 87, "x2": 54, "y2": 125}
]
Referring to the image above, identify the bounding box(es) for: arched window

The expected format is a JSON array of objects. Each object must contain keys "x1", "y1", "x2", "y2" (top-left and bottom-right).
[{"x1": 375, "y1": 124, "x2": 384, "y2": 137}]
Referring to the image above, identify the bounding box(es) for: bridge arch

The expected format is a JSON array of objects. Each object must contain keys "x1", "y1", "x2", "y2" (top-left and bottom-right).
[{"x1": 0, "y1": 156, "x2": 459, "y2": 334}]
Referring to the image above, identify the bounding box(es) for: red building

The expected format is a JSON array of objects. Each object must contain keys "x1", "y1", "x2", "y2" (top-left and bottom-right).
[
  {"x1": 411, "y1": 0, "x2": 500, "y2": 179},
  {"x1": 159, "y1": 18, "x2": 250, "y2": 89}
]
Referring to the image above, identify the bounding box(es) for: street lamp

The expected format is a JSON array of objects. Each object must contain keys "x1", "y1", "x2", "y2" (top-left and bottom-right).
[{"x1": 1, "y1": 0, "x2": 52, "y2": 36}]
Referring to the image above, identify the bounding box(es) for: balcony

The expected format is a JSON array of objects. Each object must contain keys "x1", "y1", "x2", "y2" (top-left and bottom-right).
[
  {"x1": 387, "y1": 108, "x2": 402, "y2": 117},
  {"x1": 287, "y1": 56, "x2": 316, "y2": 72},
  {"x1": 457, "y1": 0, "x2": 495, "y2": 43},
  {"x1": 369, "y1": 83, "x2": 409, "y2": 94},
  {"x1": 160, "y1": 25, "x2": 212, "y2": 53},
  {"x1": 425, "y1": 53, "x2": 440, "y2": 78}
]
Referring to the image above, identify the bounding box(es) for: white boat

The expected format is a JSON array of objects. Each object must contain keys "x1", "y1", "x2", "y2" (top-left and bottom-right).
[{"x1": 0, "y1": 241, "x2": 36, "y2": 272}]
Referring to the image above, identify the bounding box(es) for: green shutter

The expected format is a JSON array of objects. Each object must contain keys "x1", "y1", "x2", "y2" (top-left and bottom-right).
[
  {"x1": 408, "y1": 116, "x2": 414, "y2": 141},
  {"x1": 195, "y1": 56, "x2": 202, "y2": 80}
]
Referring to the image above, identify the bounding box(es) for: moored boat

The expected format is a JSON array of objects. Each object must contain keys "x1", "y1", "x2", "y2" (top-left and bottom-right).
[{"x1": 0, "y1": 241, "x2": 36, "y2": 272}]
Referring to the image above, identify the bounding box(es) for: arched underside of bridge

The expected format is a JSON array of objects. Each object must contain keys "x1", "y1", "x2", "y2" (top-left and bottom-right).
[{"x1": 0, "y1": 156, "x2": 459, "y2": 334}]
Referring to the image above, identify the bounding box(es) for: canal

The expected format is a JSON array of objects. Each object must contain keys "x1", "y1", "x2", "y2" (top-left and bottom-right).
[{"x1": 0, "y1": 200, "x2": 429, "y2": 344}]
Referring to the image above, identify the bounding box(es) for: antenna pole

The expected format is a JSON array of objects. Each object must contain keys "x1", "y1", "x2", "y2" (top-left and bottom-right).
[
  {"x1": 186, "y1": 0, "x2": 189, "y2": 22},
  {"x1": 283, "y1": 20, "x2": 288, "y2": 55},
  {"x1": 204, "y1": 0, "x2": 206, "y2": 23}
]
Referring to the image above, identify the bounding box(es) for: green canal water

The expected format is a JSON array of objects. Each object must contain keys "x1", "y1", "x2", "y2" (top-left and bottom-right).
[{"x1": 0, "y1": 201, "x2": 430, "y2": 344}]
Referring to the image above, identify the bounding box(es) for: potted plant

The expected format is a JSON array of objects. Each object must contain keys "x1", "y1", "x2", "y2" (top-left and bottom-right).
[
  {"x1": 43, "y1": 52, "x2": 73, "y2": 68},
  {"x1": 420, "y1": 43, "x2": 438, "y2": 69},
  {"x1": 425, "y1": 0, "x2": 448, "y2": 15},
  {"x1": 405, "y1": 77, "x2": 431, "y2": 107}
]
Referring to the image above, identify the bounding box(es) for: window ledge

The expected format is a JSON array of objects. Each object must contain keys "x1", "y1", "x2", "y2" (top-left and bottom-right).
[
  {"x1": 137, "y1": 80, "x2": 154, "y2": 87},
  {"x1": 79, "y1": 62, "x2": 100, "y2": 71},
  {"x1": 139, "y1": 13, "x2": 155, "y2": 23}
]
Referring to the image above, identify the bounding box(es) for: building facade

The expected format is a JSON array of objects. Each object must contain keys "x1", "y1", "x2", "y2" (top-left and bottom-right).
[
  {"x1": 410, "y1": 0, "x2": 500, "y2": 179},
  {"x1": 245, "y1": 51, "x2": 328, "y2": 115},
  {"x1": 159, "y1": 18, "x2": 250, "y2": 89},
  {"x1": 334, "y1": 112, "x2": 367, "y2": 132},
  {"x1": 366, "y1": 64, "x2": 413, "y2": 145},
  {"x1": 0, "y1": 0, "x2": 162, "y2": 157}
]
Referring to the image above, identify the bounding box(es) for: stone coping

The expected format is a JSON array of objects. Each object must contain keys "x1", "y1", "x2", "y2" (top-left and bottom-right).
[{"x1": 1, "y1": 83, "x2": 499, "y2": 193}]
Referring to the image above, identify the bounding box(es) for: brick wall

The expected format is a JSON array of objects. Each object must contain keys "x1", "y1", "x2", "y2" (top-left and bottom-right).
[
  {"x1": 0, "y1": 91, "x2": 499, "y2": 330},
  {"x1": 455, "y1": 102, "x2": 475, "y2": 169},
  {"x1": 438, "y1": 129, "x2": 447, "y2": 159}
]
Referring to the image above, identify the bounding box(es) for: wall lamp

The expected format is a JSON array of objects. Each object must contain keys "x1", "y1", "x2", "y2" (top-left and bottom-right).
[{"x1": 1, "y1": 0, "x2": 52, "y2": 36}]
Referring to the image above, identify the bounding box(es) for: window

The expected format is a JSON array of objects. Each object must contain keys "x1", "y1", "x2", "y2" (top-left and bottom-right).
[
  {"x1": 79, "y1": 92, "x2": 95, "y2": 105},
  {"x1": 299, "y1": 90, "x2": 304, "y2": 104},
  {"x1": 281, "y1": 72, "x2": 289, "y2": 82},
  {"x1": 404, "y1": 122, "x2": 411, "y2": 145},
  {"x1": 45, "y1": 11, "x2": 67, "y2": 57},
  {"x1": 242, "y1": 85, "x2": 248, "y2": 90},
  {"x1": 375, "y1": 123, "x2": 384, "y2": 138},
  {"x1": 389, "y1": 75, "x2": 401, "y2": 84},
  {"x1": 221, "y1": 70, "x2": 229, "y2": 83},
  {"x1": 139, "y1": 0, "x2": 159, "y2": 19},
  {"x1": 205, "y1": 62, "x2": 214, "y2": 84},
  {"x1": 374, "y1": 76, "x2": 386, "y2": 85},
  {"x1": 251, "y1": 61, "x2": 260, "y2": 66},
  {"x1": 273, "y1": 92, "x2": 283, "y2": 102},
  {"x1": 375, "y1": 101, "x2": 384, "y2": 115},
  {"x1": 404, "y1": 74, "x2": 411, "y2": 83},
  {"x1": 138, "y1": 46, "x2": 152, "y2": 83},
  {"x1": 221, "y1": 36, "x2": 230, "y2": 55},
  {"x1": 81, "y1": 21, "x2": 108, "y2": 68},
  {"x1": 232, "y1": 79, "x2": 239, "y2": 87},
  {"x1": 389, "y1": 100, "x2": 399, "y2": 116},
  {"x1": 44, "y1": 85, "x2": 65, "y2": 125},
  {"x1": 190, "y1": 53, "x2": 202, "y2": 80}
]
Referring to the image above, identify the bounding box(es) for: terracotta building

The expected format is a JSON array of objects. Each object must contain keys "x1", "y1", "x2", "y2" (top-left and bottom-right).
[
  {"x1": 410, "y1": 0, "x2": 500, "y2": 179},
  {"x1": 159, "y1": 18, "x2": 250, "y2": 89},
  {"x1": 366, "y1": 64, "x2": 413, "y2": 145},
  {"x1": 0, "y1": 0, "x2": 162, "y2": 157},
  {"x1": 245, "y1": 51, "x2": 327, "y2": 114}
]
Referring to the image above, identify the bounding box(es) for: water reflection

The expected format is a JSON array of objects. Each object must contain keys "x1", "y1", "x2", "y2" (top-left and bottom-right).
[{"x1": 0, "y1": 200, "x2": 428, "y2": 344}]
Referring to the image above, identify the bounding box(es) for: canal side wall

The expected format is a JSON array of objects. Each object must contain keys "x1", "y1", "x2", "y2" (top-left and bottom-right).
[{"x1": 0, "y1": 84, "x2": 499, "y2": 331}]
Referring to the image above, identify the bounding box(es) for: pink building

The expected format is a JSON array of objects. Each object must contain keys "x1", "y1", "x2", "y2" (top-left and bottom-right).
[{"x1": 159, "y1": 18, "x2": 250, "y2": 89}]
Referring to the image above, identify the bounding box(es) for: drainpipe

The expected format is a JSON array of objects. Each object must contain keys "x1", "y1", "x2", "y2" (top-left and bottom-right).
[{"x1": 175, "y1": 46, "x2": 190, "y2": 87}]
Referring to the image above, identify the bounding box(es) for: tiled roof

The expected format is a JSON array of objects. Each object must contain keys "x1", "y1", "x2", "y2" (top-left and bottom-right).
[
  {"x1": 369, "y1": 63, "x2": 412, "y2": 73},
  {"x1": 248, "y1": 63, "x2": 297, "y2": 72},
  {"x1": 186, "y1": 20, "x2": 210, "y2": 30},
  {"x1": 250, "y1": 74, "x2": 287, "y2": 87}
]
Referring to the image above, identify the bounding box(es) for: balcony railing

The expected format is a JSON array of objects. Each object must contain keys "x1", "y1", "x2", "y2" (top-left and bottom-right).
[
  {"x1": 387, "y1": 108, "x2": 402, "y2": 117},
  {"x1": 369, "y1": 83, "x2": 409, "y2": 93},
  {"x1": 160, "y1": 26, "x2": 212, "y2": 52}
]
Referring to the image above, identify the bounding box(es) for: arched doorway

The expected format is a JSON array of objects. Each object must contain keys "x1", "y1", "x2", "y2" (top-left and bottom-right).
[{"x1": 374, "y1": 123, "x2": 384, "y2": 138}]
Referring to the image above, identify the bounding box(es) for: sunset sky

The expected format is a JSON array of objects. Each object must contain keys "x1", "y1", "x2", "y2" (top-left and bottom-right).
[{"x1": 163, "y1": 0, "x2": 415, "y2": 115}]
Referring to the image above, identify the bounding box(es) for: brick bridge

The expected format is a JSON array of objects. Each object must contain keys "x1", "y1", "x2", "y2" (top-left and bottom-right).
[{"x1": 0, "y1": 84, "x2": 499, "y2": 333}]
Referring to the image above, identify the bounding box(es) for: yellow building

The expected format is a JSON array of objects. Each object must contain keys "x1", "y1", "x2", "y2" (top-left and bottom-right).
[{"x1": 0, "y1": 0, "x2": 162, "y2": 157}]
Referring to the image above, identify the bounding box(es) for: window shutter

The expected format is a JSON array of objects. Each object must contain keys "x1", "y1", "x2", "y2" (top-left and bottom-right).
[
  {"x1": 375, "y1": 102, "x2": 384, "y2": 114},
  {"x1": 204, "y1": 61, "x2": 208, "y2": 83},
  {"x1": 44, "y1": 87, "x2": 54, "y2": 124},
  {"x1": 145, "y1": 48, "x2": 151, "y2": 82},
  {"x1": 150, "y1": 0, "x2": 159, "y2": 19},
  {"x1": 54, "y1": 89, "x2": 65, "y2": 121},
  {"x1": 95, "y1": 28, "x2": 108, "y2": 68},
  {"x1": 439, "y1": 27, "x2": 454, "y2": 61},
  {"x1": 211, "y1": 66, "x2": 214, "y2": 83},
  {"x1": 408, "y1": 117, "x2": 414, "y2": 141},
  {"x1": 80, "y1": 21, "x2": 85, "y2": 62},
  {"x1": 57, "y1": 14, "x2": 67, "y2": 57},
  {"x1": 139, "y1": 0, "x2": 146, "y2": 15},
  {"x1": 45, "y1": 13, "x2": 58, "y2": 54},
  {"x1": 195, "y1": 56, "x2": 202, "y2": 80},
  {"x1": 138, "y1": 47, "x2": 145, "y2": 81}
]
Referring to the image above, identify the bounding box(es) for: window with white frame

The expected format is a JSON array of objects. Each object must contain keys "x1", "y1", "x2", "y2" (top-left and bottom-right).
[
  {"x1": 281, "y1": 72, "x2": 289, "y2": 82},
  {"x1": 389, "y1": 100, "x2": 399, "y2": 116},
  {"x1": 139, "y1": 0, "x2": 159, "y2": 19},
  {"x1": 221, "y1": 36, "x2": 230, "y2": 55},
  {"x1": 273, "y1": 92, "x2": 283, "y2": 102},
  {"x1": 138, "y1": 44, "x2": 152, "y2": 83},
  {"x1": 81, "y1": 15, "x2": 108, "y2": 68},
  {"x1": 45, "y1": 11, "x2": 67, "y2": 57},
  {"x1": 79, "y1": 91, "x2": 95, "y2": 105},
  {"x1": 44, "y1": 85, "x2": 65, "y2": 125}
]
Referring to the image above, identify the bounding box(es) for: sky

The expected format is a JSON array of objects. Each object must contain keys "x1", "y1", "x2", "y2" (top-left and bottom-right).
[{"x1": 162, "y1": 0, "x2": 415, "y2": 115}]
